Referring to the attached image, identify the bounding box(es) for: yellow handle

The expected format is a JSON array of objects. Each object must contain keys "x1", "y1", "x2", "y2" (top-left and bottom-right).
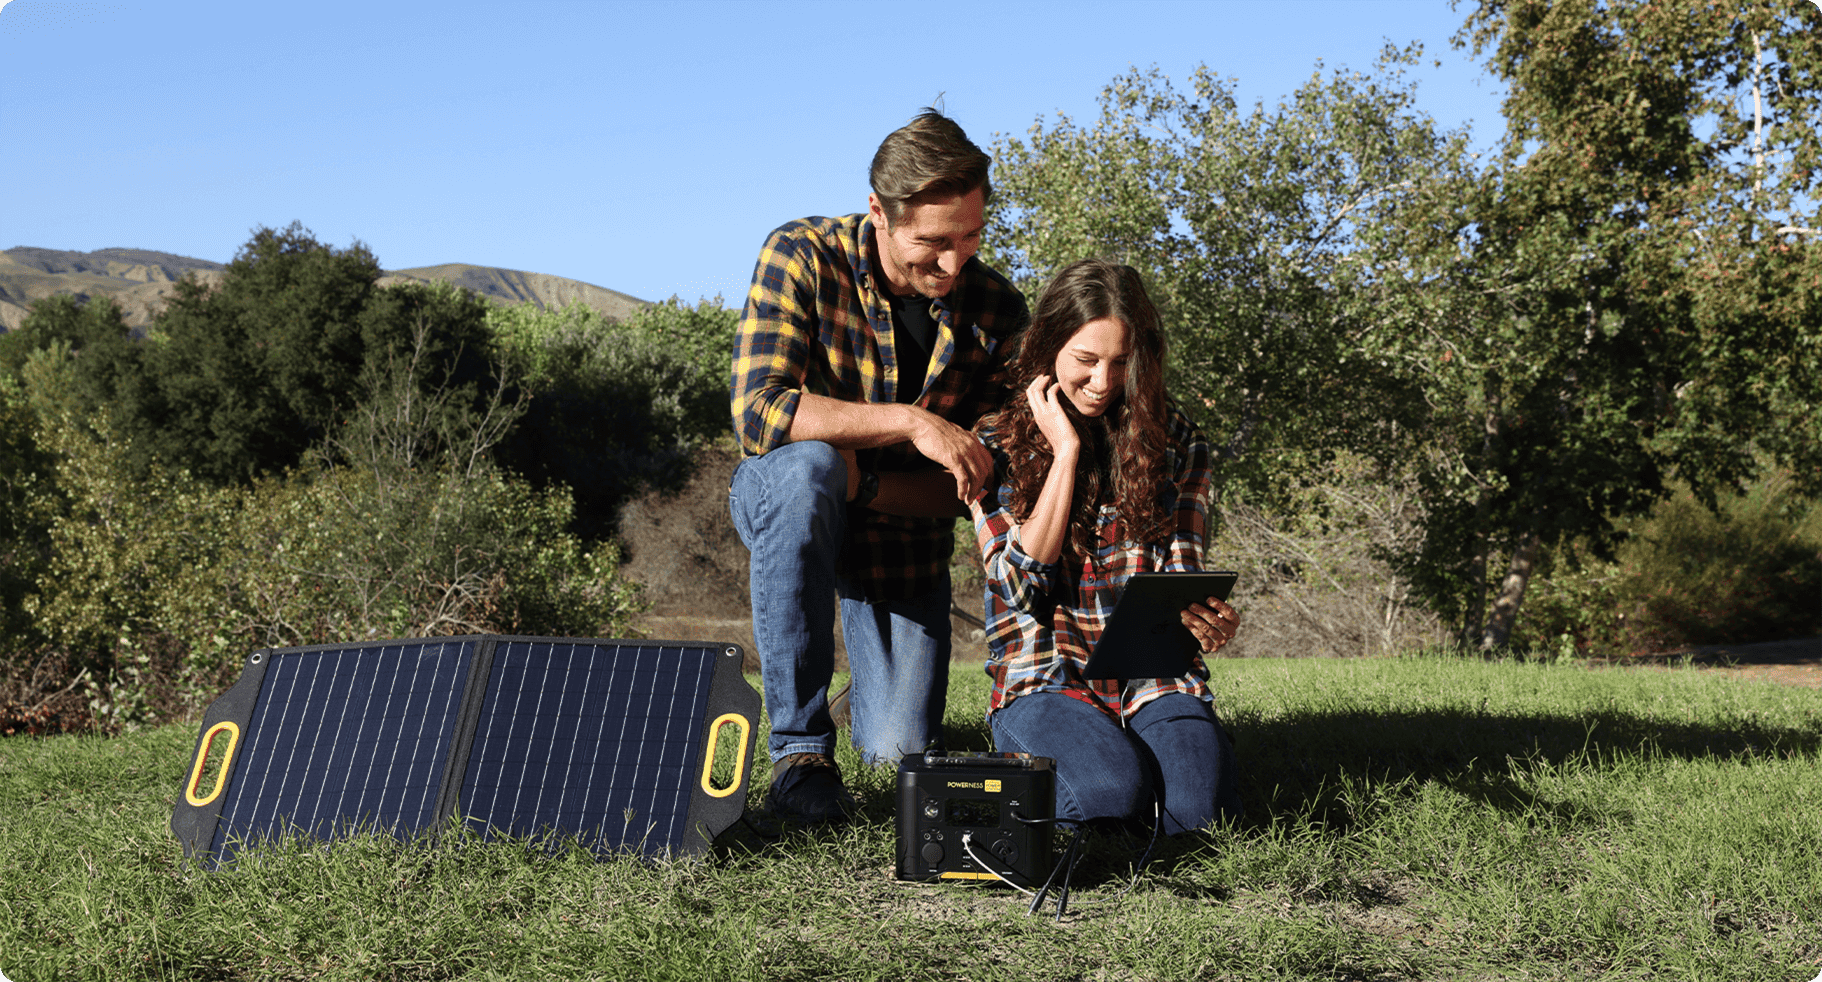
[
  {"x1": 185, "y1": 721, "x2": 240, "y2": 807},
  {"x1": 698, "y1": 713, "x2": 750, "y2": 799}
]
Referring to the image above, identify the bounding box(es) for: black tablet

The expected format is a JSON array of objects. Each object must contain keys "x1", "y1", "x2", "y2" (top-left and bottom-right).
[{"x1": 1080, "y1": 571, "x2": 1239, "y2": 680}]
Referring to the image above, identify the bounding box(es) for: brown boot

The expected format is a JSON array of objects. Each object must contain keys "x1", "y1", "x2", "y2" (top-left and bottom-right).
[{"x1": 768, "y1": 752, "x2": 857, "y2": 825}]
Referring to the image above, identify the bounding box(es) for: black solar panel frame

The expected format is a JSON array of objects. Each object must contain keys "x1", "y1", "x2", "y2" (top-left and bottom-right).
[{"x1": 172, "y1": 635, "x2": 756, "y2": 867}]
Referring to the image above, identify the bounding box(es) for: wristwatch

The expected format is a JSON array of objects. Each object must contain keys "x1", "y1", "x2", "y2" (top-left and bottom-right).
[{"x1": 854, "y1": 469, "x2": 880, "y2": 508}]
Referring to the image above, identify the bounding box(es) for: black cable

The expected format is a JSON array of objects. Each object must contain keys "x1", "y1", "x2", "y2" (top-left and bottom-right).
[
  {"x1": 1026, "y1": 818, "x2": 1081, "y2": 917},
  {"x1": 1053, "y1": 824, "x2": 1085, "y2": 920}
]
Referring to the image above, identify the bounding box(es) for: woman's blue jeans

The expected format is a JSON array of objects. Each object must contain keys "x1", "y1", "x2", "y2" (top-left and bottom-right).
[
  {"x1": 728, "y1": 441, "x2": 951, "y2": 766},
  {"x1": 990, "y1": 691, "x2": 1241, "y2": 835}
]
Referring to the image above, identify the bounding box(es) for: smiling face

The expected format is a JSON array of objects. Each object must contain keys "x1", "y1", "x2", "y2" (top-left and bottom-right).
[
  {"x1": 1053, "y1": 316, "x2": 1131, "y2": 417},
  {"x1": 869, "y1": 187, "x2": 985, "y2": 299}
]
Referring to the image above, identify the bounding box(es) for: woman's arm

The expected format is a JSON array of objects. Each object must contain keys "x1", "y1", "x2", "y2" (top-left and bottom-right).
[
  {"x1": 1010, "y1": 375, "x2": 1080, "y2": 566},
  {"x1": 1163, "y1": 404, "x2": 1213, "y2": 573},
  {"x1": 1160, "y1": 403, "x2": 1238, "y2": 651}
]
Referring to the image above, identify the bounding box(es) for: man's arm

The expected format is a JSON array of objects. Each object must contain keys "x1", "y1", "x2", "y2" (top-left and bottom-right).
[
  {"x1": 791, "y1": 392, "x2": 991, "y2": 505},
  {"x1": 834, "y1": 446, "x2": 972, "y2": 519}
]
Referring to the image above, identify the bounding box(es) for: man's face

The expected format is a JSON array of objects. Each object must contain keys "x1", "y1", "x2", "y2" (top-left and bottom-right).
[{"x1": 868, "y1": 187, "x2": 985, "y2": 299}]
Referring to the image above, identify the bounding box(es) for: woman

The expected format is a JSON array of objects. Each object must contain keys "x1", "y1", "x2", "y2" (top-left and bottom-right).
[{"x1": 970, "y1": 259, "x2": 1241, "y2": 836}]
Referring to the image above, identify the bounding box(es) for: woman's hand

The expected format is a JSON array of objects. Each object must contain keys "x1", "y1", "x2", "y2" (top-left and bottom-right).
[
  {"x1": 1181, "y1": 596, "x2": 1239, "y2": 654},
  {"x1": 1026, "y1": 375, "x2": 1080, "y2": 457}
]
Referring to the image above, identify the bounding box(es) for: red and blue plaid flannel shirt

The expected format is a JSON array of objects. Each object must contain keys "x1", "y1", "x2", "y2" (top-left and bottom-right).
[{"x1": 972, "y1": 402, "x2": 1217, "y2": 722}]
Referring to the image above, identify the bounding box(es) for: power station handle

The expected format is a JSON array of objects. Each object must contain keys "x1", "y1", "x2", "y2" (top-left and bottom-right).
[
  {"x1": 185, "y1": 721, "x2": 241, "y2": 807},
  {"x1": 698, "y1": 713, "x2": 750, "y2": 799}
]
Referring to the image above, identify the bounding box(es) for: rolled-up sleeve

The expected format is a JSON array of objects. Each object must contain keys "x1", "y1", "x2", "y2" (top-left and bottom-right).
[
  {"x1": 1163, "y1": 406, "x2": 1213, "y2": 572},
  {"x1": 974, "y1": 444, "x2": 1062, "y2": 614},
  {"x1": 731, "y1": 229, "x2": 815, "y2": 455}
]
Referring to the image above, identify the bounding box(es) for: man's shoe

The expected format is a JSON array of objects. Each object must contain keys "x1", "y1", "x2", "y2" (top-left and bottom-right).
[{"x1": 769, "y1": 752, "x2": 857, "y2": 825}]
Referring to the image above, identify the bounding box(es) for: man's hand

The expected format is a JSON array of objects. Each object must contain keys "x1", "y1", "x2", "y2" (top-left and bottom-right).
[
  {"x1": 908, "y1": 410, "x2": 994, "y2": 504},
  {"x1": 1181, "y1": 596, "x2": 1239, "y2": 654}
]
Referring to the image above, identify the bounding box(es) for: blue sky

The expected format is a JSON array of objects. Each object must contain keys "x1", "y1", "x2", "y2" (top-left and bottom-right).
[{"x1": 0, "y1": 0, "x2": 1505, "y2": 307}]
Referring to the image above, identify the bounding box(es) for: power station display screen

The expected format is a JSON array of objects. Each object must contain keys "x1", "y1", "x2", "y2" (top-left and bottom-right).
[{"x1": 946, "y1": 798, "x2": 1000, "y2": 827}]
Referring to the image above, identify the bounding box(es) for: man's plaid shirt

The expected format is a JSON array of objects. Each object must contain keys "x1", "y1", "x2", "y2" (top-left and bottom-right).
[
  {"x1": 971, "y1": 402, "x2": 1217, "y2": 723},
  {"x1": 731, "y1": 213, "x2": 1028, "y2": 601}
]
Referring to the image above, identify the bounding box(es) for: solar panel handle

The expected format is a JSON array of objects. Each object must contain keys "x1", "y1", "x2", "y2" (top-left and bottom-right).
[
  {"x1": 184, "y1": 721, "x2": 241, "y2": 807},
  {"x1": 698, "y1": 712, "x2": 752, "y2": 798}
]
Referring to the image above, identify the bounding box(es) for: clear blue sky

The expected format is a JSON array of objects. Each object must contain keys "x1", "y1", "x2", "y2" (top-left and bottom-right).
[{"x1": 0, "y1": 0, "x2": 1505, "y2": 308}]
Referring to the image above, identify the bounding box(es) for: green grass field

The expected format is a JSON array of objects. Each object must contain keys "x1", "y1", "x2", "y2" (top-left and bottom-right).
[{"x1": 3, "y1": 654, "x2": 1818, "y2": 981}]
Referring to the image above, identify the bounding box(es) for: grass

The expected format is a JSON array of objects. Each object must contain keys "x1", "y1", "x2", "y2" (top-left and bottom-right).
[{"x1": 2, "y1": 654, "x2": 1820, "y2": 981}]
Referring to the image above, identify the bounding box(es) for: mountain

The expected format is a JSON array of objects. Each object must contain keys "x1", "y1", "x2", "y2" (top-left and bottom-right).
[{"x1": 0, "y1": 247, "x2": 647, "y2": 332}]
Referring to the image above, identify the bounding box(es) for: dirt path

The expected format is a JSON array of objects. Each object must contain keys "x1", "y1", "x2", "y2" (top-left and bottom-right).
[{"x1": 1605, "y1": 636, "x2": 1822, "y2": 689}]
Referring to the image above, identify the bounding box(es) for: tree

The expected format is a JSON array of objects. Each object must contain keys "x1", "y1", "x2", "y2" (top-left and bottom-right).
[
  {"x1": 1423, "y1": 0, "x2": 1822, "y2": 646},
  {"x1": 984, "y1": 51, "x2": 1472, "y2": 506},
  {"x1": 0, "y1": 294, "x2": 143, "y2": 422},
  {"x1": 488, "y1": 297, "x2": 733, "y2": 537},
  {"x1": 127, "y1": 223, "x2": 497, "y2": 484}
]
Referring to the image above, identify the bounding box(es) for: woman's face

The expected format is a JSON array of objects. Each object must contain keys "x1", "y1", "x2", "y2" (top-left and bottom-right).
[{"x1": 1052, "y1": 316, "x2": 1131, "y2": 418}]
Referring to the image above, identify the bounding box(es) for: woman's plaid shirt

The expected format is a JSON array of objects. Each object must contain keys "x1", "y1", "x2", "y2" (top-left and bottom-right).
[
  {"x1": 971, "y1": 403, "x2": 1217, "y2": 723},
  {"x1": 731, "y1": 213, "x2": 1028, "y2": 601}
]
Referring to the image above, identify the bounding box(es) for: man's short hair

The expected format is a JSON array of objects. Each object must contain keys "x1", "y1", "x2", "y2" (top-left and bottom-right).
[{"x1": 869, "y1": 109, "x2": 993, "y2": 223}]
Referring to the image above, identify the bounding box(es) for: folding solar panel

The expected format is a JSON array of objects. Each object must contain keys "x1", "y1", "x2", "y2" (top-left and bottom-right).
[{"x1": 172, "y1": 636, "x2": 757, "y2": 866}]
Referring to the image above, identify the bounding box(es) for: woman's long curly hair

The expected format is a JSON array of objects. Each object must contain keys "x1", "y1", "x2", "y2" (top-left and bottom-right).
[{"x1": 988, "y1": 259, "x2": 1174, "y2": 564}]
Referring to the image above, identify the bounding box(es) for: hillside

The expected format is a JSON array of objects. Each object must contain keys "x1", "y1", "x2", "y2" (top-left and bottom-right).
[{"x1": 0, "y1": 246, "x2": 646, "y2": 332}]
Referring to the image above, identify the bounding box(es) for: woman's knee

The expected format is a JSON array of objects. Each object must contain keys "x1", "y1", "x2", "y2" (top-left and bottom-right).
[{"x1": 991, "y1": 694, "x2": 1148, "y2": 824}]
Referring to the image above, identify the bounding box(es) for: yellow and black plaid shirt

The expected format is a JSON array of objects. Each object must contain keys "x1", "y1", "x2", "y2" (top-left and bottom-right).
[{"x1": 731, "y1": 213, "x2": 1028, "y2": 601}]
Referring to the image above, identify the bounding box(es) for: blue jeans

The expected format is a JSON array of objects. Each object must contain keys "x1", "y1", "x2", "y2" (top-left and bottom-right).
[
  {"x1": 728, "y1": 441, "x2": 951, "y2": 766},
  {"x1": 990, "y1": 691, "x2": 1240, "y2": 835}
]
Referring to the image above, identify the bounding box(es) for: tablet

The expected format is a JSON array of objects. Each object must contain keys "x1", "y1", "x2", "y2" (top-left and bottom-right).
[{"x1": 1080, "y1": 571, "x2": 1239, "y2": 680}]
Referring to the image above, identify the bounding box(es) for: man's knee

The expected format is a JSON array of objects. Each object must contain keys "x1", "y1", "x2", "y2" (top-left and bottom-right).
[
  {"x1": 730, "y1": 441, "x2": 849, "y2": 545},
  {"x1": 1062, "y1": 768, "x2": 1147, "y2": 824},
  {"x1": 739, "y1": 441, "x2": 845, "y2": 497}
]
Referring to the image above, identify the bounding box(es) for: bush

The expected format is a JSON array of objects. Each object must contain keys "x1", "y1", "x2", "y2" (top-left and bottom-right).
[
  {"x1": 5, "y1": 331, "x2": 644, "y2": 733},
  {"x1": 0, "y1": 373, "x2": 53, "y2": 656},
  {"x1": 1212, "y1": 455, "x2": 1445, "y2": 659},
  {"x1": 488, "y1": 297, "x2": 733, "y2": 536},
  {"x1": 1518, "y1": 473, "x2": 1822, "y2": 654}
]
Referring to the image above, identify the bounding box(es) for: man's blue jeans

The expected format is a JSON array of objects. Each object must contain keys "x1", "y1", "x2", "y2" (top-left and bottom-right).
[
  {"x1": 728, "y1": 441, "x2": 951, "y2": 766},
  {"x1": 990, "y1": 691, "x2": 1241, "y2": 835}
]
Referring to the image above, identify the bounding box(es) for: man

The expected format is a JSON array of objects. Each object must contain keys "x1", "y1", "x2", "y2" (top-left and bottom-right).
[{"x1": 729, "y1": 109, "x2": 1028, "y2": 824}]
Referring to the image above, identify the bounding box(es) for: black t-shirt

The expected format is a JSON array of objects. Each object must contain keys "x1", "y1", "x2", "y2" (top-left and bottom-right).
[{"x1": 887, "y1": 293, "x2": 937, "y2": 404}]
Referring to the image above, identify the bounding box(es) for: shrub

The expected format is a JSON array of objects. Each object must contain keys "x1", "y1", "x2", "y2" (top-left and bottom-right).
[
  {"x1": 488, "y1": 297, "x2": 732, "y2": 536},
  {"x1": 1211, "y1": 455, "x2": 1445, "y2": 659},
  {"x1": 1519, "y1": 473, "x2": 1822, "y2": 654},
  {"x1": 6, "y1": 329, "x2": 645, "y2": 733}
]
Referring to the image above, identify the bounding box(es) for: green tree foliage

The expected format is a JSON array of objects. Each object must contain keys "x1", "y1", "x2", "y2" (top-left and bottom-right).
[
  {"x1": 984, "y1": 51, "x2": 1472, "y2": 503},
  {"x1": 0, "y1": 294, "x2": 138, "y2": 396},
  {"x1": 0, "y1": 374, "x2": 54, "y2": 662},
  {"x1": 1406, "y1": 0, "x2": 1822, "y2": 645},
  {"x1": 488, "y1": 297, "x2": 733, "y2": 536},
  {"x1": 109, "y1": 223, "x2": 498, "y2": 484},
  {"x1": 13, "y1": 334, "x2": 642, "y2": 731}
]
